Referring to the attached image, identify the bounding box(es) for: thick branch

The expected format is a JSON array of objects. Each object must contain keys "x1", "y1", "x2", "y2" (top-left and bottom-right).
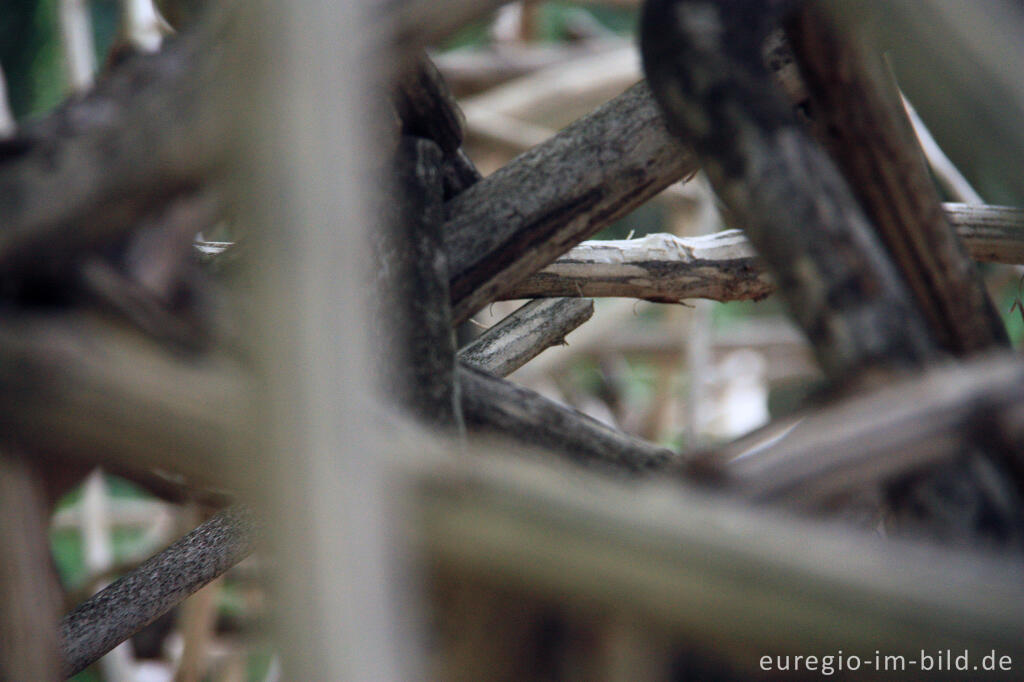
[
  {"x1": 642, "y1": 0, "x2": 936, "y2": 383},
  {"x1": 785, "y1": 4, "x2": 1007, "y2": 354},
  {"x1": 505, "y1": 207, "x2": 1024, "y2": 302},
  {"x1": 60, "y1": 506, "x2": 256, "y2": 678},
  {"x1": 444, "y1": 81, "x2": 697, "y2": 324},
  {"x1": 0, "y1": 312, "x2": 248, "y2": 492},
  {"x1": 459, "y1": 298, "x2": 594, "y2": 376},
  {"x1": 416, "y1": 442, "x2": 1024, "y2": 666},
  {"x1": 700, "y1": 355, "x2": 1024, "y2": 509},
  {"x1": 0, "y1": 15, "x2": 233, "y2": 287},
  {"x1": 458, "y1": 363, "x2": 677, "y2": 474}
]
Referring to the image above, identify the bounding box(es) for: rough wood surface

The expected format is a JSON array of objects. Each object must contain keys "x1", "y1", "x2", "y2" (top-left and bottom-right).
[
  {"x1": 458, "y1": 363, "x2": 677, "y2": 473},
  {"x1": 946, "y1": 203, "x2": 1024, "y2": 264},
  {"x1": 374, "y1": 137, "x2": 461, "y2": 429},
  {"x1": 785, "y1": 3, "x2": 1008, "y2": 354},
  {"x1": 60, "y1": 506, "x2": 257, "y2": 678},
  {"x1": 505, "y1": 208, "x2": 1024, "y2": 302},
  {"x1": 459, "y1": 298, "x2": 594, "y2": 377},
  {"x1": 444, "y1": 82, "x2": 698, "y2": 324},
  {"x1": 506, "y1": 231, "x2": 770, "y2": 303},
  {"x1": 0, "y1": 14, "x2": 233, "y2": 292},
  {"x1": 641, "y1": 0, "x2": 936, "y2": 383}
]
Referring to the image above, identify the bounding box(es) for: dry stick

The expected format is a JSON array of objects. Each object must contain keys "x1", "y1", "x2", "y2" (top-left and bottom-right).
[
  {"x1": 458, "y1": 298, "x2": 594, "y2": 376},
  {"x1": 505, "y1": 207, "x2": 1024, "y2": 302},
  {"x1": 506, "y1": 231, "x2": 770, "y2": 303},
  {"x1": 0, "y1": 65, "x2": 15, "y2": 140},
  {"x1": 193, "y1": 201, "x2": 1024, "y2": 307},
  {"x1": 444, "y1": 81, "x2": 697, "y2": 324},
  {"x1": 60, "y1": 506, "x2": 257, "y2": 678},
  {"x1": 458, "y1": 363, "x2": 677, "y2": 474},
  {"x1": 785, "y1": 4, "x2": 1008, "y2": 354},
  {"x1": 59, "y1": 0, "x2": 98, "y2": 92}
]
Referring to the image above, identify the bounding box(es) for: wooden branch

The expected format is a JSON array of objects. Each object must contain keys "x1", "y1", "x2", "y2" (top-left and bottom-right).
[
  {"x1": 444, "y1": 82, "x2": 698, "y2": 324},
  {"x1": 374, "y1": 137, "x2": 461, "y2": 428},
  {"x1": 506, "y1": 231, "x2": 770, "y2": 303},
  {"x1": 0, "y1": 14, "x2": 232, "y2": 287},
  {"x1": 394, "y1": 56, "x2": 467, "y2": 157},
  {"x1": 946, "y1": 203, "x2": 1024, "y2": 264},
  {"x1": 415, "y1": 443, "x2": 1024, "y2": 667},
  {"x1": 60, "y1": 506, "x2": 256, "y2": 678},
  {"x1": 0, "y1": 453, "x2": 62, "y2": 681},
  {"x1": 700, "y1": 355, "x2": 1024, "y2": 509},
  {"x1": 458, "y1": 363, "x2": 677, "y2": 474},
  {"x1": 506, "y1": 207, "x2": 1024, "y2": 302},
  {"x1": 642, "y1": 0, "x2": 937, "y2": 383},
  {"x1": 459, "y1": 298, "x2": 594, "y2": 376},
  {"x1": 0, "y1": 312, "x2": 248, "y2": 492},
  {"x1": 785, "y1": 3, "x2": 1008, "y2": 354}
]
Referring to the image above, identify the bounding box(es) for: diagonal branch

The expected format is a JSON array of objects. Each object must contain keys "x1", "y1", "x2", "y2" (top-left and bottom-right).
[
  {"x1": 60, "y1": 505, "x2": 257, "y2": 678},
  {"x1": 444, "y1": 82, "x2": 697, "y2": 323},
  {"x1": 459, "y1": 298, "x2": 594, "y2": 376}
]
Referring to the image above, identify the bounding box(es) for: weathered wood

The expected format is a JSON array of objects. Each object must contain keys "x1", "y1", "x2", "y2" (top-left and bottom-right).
[
  {"x1": 785, "y1": 3, "x2": 1008, "y2": 354},
  {"x1": 415, "y1": 444, "x2": 1024, "y2": 669},
  {"x1": 0, "y1": 453, "x2": 62, "y2": 682},
  {"x1": 702, "y1": 355, "x2": 1024, "y2": 511},
  {"x1": 947, "y1": 203, "x2": 1024, "y2": 264},
  {"x1": 444, "y1": 82, "x2": 698, "y2": 324},
  {"x1": 0, "y1": 13, "x2": 233, "y2": 291},
  {"x1": 459, "y1": 298, "x2": 594, "y2": 376},
  {"x1": 506, "y1": 207, "x2": 1024, "y2": 302},
  {"x1": 374, "y1": 137, "x2": 461, "y2": 429},
  {"x1": 641, "y1": 0, "x2": 936, "y2": 384},
  {"x1": 393, "y1": 55, "x2": 482, "y2": 200},
  {"x1": 458, "y1": 362, "x2": 677, "y2": 474},
  {"x1": 506, "y1": 231, "x2": 771, "y2": 303},
  {"x1": 60, "y1": 506, "x2": 257, "y2": 678},
  {"x1": 394, "y1": 56, "x2": 466, "y2": 157}
]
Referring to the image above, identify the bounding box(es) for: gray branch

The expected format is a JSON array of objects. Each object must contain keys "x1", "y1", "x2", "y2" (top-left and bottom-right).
[
  {"x1": 443, "y1": 81, "x2": 698, "y2": 323},
  {"x1": 458, "y1": 363, "x2": 677, "y2": 474},
  {"x1": 60, "y1": 506, "x2": 257, "y2": 678},
  {"x1": 459, "y1": 298, "x2": 594, "y2": 376}
]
